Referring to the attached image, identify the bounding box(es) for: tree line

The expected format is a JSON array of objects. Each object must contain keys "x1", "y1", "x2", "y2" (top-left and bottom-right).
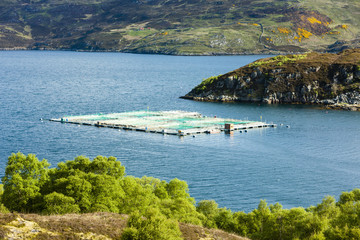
[{"x1": 1, "y1": 152, "x2": 359, "y2": 240}]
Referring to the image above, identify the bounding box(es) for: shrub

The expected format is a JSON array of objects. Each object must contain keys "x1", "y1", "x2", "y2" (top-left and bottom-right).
[
  {"x1": 43, "y1": 192, "x2": 80, "y2": 214},
  {"x1": 122, "y1": 209, "x2": 182, "y2": 240}
]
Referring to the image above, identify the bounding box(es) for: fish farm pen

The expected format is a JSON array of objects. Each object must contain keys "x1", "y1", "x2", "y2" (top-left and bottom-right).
[{"x1": 49, "y1": 110, "x2": 276, "y2": 136}]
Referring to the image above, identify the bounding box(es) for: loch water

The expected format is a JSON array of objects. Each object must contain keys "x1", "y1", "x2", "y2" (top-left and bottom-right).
[{"x1": 1, "y1": 51, "x2": 360, "y2": 212}]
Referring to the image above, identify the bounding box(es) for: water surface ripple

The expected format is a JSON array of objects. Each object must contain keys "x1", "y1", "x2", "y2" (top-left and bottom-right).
[{"x1": 1, "y1": 51, "x2": 360, "y2": 212}]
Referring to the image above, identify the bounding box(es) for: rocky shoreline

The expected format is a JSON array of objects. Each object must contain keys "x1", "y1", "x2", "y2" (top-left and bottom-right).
[
  {"x1": 182, "y1": 49, "x2": 360, "y2": 111},
  {"x1": 325, "y1": 103, "x2": 360, "y2": 111}
]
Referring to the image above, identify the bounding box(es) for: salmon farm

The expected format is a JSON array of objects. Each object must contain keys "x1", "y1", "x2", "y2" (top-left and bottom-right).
[{"x1": 49, "y1": 110, "x2": 276, "y2": 136}]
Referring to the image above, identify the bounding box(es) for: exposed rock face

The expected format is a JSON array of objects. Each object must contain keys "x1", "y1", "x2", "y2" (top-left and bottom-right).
[
  {"x1": 3, "y1": 216, "x2": 60, "y2": 239},
  {"x1": 182, "y1": 49, "x2": 360, "y2": 110}
]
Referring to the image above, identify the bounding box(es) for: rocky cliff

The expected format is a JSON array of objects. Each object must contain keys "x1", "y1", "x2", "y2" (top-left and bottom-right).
[{"x1": 182, "y1": 49, "x2": 360, "y2": 110}]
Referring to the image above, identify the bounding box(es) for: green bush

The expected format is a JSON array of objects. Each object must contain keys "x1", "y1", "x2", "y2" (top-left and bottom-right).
[
  {"x1": 2, "y1": 152, "x2": 50, "y2": 212},
  {"x1": 122, "y1": 209, "x2": 182, "y2": 240},
  {"x1": 43, "y1": 192, "x2": 80, "y2": 214},
  {"x1": 0, "y1": 153, "x2": 203, "y2": 225},
  {"x1": 121, "y1": 227, "x2": 139, "y2": 240}
]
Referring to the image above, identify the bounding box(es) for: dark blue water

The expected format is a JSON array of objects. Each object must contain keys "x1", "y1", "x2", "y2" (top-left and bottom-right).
[{"x1": 1, "y1": 51, "x2": 360, "y2": 212}]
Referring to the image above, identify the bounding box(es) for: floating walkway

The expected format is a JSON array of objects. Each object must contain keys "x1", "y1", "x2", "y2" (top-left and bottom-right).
[{"x1": 49, "y1": 110, "x2": 276, "y2": 136}]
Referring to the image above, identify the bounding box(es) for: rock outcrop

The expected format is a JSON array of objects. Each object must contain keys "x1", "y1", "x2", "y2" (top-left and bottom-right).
[{"x1": 182, "y1": 49, "x2": 360, "y2": 110}]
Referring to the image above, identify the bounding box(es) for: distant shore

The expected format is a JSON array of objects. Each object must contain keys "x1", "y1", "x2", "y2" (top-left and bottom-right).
[{"x1": 0, "y1": 47, "x2": 305, "y2": 56}]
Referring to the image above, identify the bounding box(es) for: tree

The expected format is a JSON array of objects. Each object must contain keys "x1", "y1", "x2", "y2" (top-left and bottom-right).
[
  {"x1": 197, "y1": 200, "x2": 219, "y2": 217},
  {"x1": 88, "y1": 173, "x2": 123, "y2": 213},
  {"x1": 121, "y1": 208, "x2": 182, "y2": 240},
  {"x1": 89, "y1": 155, "x2": 125, "y2": 179},
  {"x1": 119, "y1": 176, "x2": 158, "y2": 214},
  {"x1": 160, "y1": 197, "x2": 203, "y2": 225},
  {"x1": 338, "y1": 189, "x2": 360, "y2": 205},
  {"x1": 214, "y1": 207, "x2": 235, "y2": 232},
  {"x1": 314, "y1": 196, "x2": 339, "y2": 219},
  {"x1": 233, "y1": 211, "x2": 253, "y2": 237},
  {"x1": 44, "y1": 155, "x2": 125, "y2": 213},
  {"x1": 197, "y1": 200, "x2": 219, "y2": 228},
  {"x1": 2, "y1": 152, "x2": 50, "y2": 212},
  {"x1": 138, "y1": 176, "x2": 168, "y2": 199},
  {"x1": 0, "y1": 184, "x2": 9, "y2": 213},
  {"x1": 43, "y1": 192, "x2": 80, "y2": 214},
  {"x1": 52, "y1": 175, "x2": 92, "y2": 211},
  {"x1": 166, "y1": 178, "x2": 192, "y2": 201},
  {"x1": 251, "y1": 200, "x2": 273, "y2": 239}
]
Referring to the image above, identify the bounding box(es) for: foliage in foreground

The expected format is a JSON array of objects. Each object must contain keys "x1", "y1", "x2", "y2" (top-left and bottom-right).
[
  {"x1": 121, "y1": 208, "x2": 182, "y2": 240},
  {"x1": 1, "y1": 152, "x2": 360, "y2": 240}
]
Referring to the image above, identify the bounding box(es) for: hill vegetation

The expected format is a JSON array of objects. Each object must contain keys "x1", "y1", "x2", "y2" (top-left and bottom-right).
[
  {"x1": 0, "y1": 0, "x2": 359, "y2": 54},
  {"x1": 182, "y1": 48, "x2": 360, "y2": 110},
  {"x1": 1, "y1": 152, "x2": 360, "y2": 239}
]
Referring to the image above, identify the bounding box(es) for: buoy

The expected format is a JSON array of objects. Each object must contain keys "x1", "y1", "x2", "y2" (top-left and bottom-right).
[
  {"x1": 286, "y1": 125, "x2": 290, "y2": 128},
  {"x1": 244, "y1": 130, "x2": 248, "y2": 132},
  {"x1": 240, "y1": 130, "x2": 242, "y2": 133},
  {"x1": 193, "y1": 135, "x2": 196, "y2": 138}
]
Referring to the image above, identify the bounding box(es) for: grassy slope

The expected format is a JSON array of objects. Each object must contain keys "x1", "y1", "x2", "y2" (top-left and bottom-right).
[
  {"x1": 0, "y1": 213, "x2": 248, "y2": 240},
  {"x1": 0, "y1": 0, "x2": 359, "y2": 54}
]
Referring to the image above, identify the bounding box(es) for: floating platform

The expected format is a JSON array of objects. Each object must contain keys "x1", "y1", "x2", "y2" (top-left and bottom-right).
[{"x1": 49, "y1": 110, "x2": 276, "y2": 136}]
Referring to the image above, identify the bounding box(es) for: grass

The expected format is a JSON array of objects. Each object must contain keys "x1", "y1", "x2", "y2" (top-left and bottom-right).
[
  {"x1": 125, "y1": 29, "x2": 157, "y2": 37},
  {"x1": 24, "y1": 213, "x2": 127, "y2": 239},
  {"x1": 122, "y1": 24, "x2": 263, "y2": 54},
  {"x1": 298, "y1": 0, "x2": 360, "y2": 25},
  {"x1": 248, "y1": 54, "x2": 308, "y2": 67},
  {"x1": 3, "y1": 26, "x2": 32, "y2": 40}
]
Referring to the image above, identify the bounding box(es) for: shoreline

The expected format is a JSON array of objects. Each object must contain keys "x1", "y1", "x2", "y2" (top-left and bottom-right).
[
  {"x1": 180, "y1": 96, "x2": 360, "y2": 111},
  {"x1": 0, "y1": 47, "x2": 307, "y2": 56}
]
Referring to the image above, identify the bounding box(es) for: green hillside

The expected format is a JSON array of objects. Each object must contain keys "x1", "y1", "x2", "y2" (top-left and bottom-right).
[{"x1": 0, "y1": 0, "x2": 359, "y2": 54}]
